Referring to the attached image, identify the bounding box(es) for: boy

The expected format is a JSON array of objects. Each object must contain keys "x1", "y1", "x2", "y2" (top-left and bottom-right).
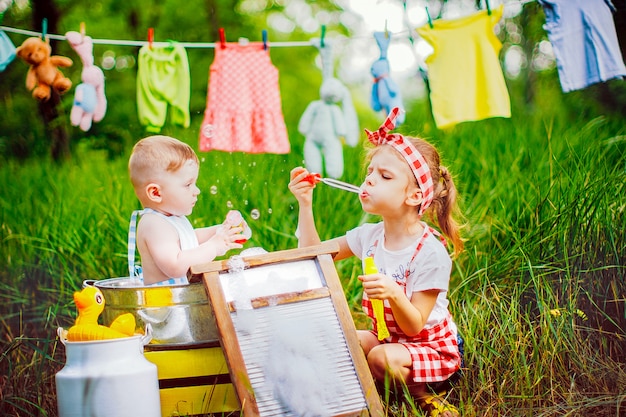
[{"x1": 128, "y1": 135, "x2": 245, "y2": 285}]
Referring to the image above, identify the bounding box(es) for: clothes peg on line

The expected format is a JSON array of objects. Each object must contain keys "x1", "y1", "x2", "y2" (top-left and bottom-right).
[
  {"x1": 219, "y1": 28, "x2": 225, "y2": 49},
  {"x1": 41, "y1": 18, "x2": 48, "y2": 42},
  {"x1": 426, "y1": 7, "x2": 434, "y2": 28},
  {"x1": 485, "y1": 0, "x2": 491, "y2": 15},
  {"x1": 262, "y1": 29, "x2": 268, "y2": 51},
  {"x1": 320, "y1": 25, "x2": 326, "y2": 48},
  {"x1": 80, "y1": 22, "x2": 86, "y2": 39},
  {"x1": 147, "y1": 27, "x2": 154, "y2": 49}
]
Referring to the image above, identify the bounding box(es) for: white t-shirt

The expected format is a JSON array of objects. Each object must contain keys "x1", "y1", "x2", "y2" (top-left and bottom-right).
[{"x1": 346, "y1": 221, "x2": 454, "y2": 329}]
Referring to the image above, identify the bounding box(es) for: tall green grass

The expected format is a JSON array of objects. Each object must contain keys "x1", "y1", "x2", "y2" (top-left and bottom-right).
[{"x1": 1, "y1": 95, "x2": 625, "y2": 416}]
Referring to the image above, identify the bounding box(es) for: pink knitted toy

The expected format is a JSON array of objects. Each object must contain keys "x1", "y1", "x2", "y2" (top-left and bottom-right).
[{"x1": 66, "y1": 31, "x2": 107, "y2": 131}]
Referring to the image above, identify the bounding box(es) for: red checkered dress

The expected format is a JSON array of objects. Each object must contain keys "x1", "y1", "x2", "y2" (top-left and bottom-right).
[
  {"x1": 361, "y1": 227, "x2": 461, "y2": 383},
  {"x1": 199, "y1": 42, "x2": 290, "y2": 154}
]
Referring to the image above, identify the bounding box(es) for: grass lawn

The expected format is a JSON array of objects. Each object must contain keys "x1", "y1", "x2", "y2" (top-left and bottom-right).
[{"x1": 1, "y1": 92, "x2": 625, "y2": 416}]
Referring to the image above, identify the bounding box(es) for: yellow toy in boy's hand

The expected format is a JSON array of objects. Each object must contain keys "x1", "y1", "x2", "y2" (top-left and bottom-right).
[
  {"x1": 65, "y1": 286, "x2": 136, "y2": 341},
  {"x1": 364, "y1": 257, "x2": 390, "y2": 341}
]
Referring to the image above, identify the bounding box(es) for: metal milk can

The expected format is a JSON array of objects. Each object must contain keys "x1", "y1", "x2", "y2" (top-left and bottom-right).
[{"x1": 55, "y1": 327, "x2": 161, "y2": 417}]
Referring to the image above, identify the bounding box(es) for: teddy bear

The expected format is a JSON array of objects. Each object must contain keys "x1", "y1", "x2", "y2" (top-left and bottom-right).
[
  {"x1": 298, "y1": 38, "x2": 359, "y2": 179},
  {"x1": 66, "y1": 31, "x2": 107, "y2": 131},
  {"x1": 371, "y1": 31, "x2": 405, "y2": 125},
  {"x1": 298, "y1": 78, "x2": 349, "y2": 179},
  {"x1": 15, "y1": 36, "x2": 73, "y2": 101}
]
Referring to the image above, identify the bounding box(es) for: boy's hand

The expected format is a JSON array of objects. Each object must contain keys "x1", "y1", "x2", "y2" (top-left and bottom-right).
[
  {"x1": 210, "y1": 224, "x2": 244, "y2": 257},
  {"x1": 225, "y1": 210, "x2": 252, "y2": 244}
]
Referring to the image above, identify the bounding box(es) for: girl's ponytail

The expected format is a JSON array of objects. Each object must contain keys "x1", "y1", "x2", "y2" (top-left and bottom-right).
[
  {"x1": 408, "y1": 138, "x2": 465, "y2": 257},
  {"x1": 432, "y1": 165, "x2": 464, "y2": 257}
]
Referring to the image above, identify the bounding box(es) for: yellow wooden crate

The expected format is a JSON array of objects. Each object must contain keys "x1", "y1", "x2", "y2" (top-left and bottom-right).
[{"x1": 144, "y1": 344, "x2": 240, "y2": 417}]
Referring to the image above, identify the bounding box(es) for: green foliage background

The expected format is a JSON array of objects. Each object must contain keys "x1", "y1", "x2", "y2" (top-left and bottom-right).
[{"x1": 1, "y1": 0, "x2": 625, "y2": 415}]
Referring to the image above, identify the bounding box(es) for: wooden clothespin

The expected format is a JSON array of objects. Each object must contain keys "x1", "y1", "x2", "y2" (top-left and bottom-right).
[
  {"x1": 384, "y1": 20, "x2": 389, "y2": 38},
  {"x1": 219, "y1": 28, "x2": 226, "y2": 49},
  {"x1": 262, "y1": 29, "x2": 268, "y2": 51},
  {"x1": 80, "y1": 22, "x2": 86, "y2": 39},
  {"x1": 148, "y1": 27, "x2": 154, "y2": 50}
]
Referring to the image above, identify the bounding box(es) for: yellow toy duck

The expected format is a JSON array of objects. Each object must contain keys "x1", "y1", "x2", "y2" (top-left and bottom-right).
[{"x1": 64, "y1": 286, "x2": 136, "y2": 341}]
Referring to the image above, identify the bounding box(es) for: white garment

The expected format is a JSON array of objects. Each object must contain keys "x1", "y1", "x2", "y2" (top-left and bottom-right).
[
  {"x1": 346, "y1": 222, "x2": 454, "y2": 329},
  {"x1": 139, "y1": 208, "x2": 199, "y2": 286}
]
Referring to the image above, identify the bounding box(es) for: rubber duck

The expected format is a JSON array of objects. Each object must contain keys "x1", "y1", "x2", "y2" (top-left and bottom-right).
[{"x1": 65, "y1": 286, "x2": 136, "y2": 341}]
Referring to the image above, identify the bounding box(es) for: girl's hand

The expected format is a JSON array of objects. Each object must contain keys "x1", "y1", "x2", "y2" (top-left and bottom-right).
[
  {"x1": 288, "y1": 167, "x2": 315, "y2": 207},
  {"x1": 359, "y1": 271, "x2": 400, "y2": 301}
]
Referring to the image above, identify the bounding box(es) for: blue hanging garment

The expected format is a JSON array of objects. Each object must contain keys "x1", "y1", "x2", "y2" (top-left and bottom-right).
[
  {"x1": 0, "y1": 30, "x2": 16, "y2": 72},
  {"x1": 539, "y1": 0, "x2": 626, "y2": 92}
]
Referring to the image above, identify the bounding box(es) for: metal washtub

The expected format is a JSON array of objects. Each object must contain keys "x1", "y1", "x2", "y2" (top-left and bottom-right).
[{"x1": 84, "y1": 277, "x2": 219, "y2": 346}]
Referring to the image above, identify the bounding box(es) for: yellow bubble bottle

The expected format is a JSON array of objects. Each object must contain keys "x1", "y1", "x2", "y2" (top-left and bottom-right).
[{"x1": 364, "y1": 257, "x2": 390, "y2": 341}]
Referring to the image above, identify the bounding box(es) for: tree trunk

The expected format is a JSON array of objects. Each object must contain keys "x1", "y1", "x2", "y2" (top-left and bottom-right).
[
  {"x1": 204, "y1": 0, "x2": 221, "y2": 41},
  {"x1": 32, "y1": 0, "x2": 71, "y2": 162},
  {"x1": 521, "y1": 2, "x2": 540, "y2": 108},
  {"x1": 39, "y1": 89, "x2": 70, "y2": 161}
]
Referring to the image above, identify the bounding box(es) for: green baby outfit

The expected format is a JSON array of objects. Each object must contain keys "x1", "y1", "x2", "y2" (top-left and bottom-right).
[{"x1": 137, "y1": 43, "x2": 190, "y2": 132}]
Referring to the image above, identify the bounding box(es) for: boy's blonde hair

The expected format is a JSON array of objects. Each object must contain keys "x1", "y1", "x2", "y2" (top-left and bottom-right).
[{"x1": 129, "y1": 135, "x2": 199, "y2": 190}]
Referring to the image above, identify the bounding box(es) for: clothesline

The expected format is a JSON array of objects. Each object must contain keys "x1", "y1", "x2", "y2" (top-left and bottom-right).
[
  {"x1": 0, "y1": 25, "x2": 318, "y2": 48},
  {"x1": 0, "y1": 24, "x2": 425, "y2": 51},
  {"x1": 0, "y1": 0, "x2": 547, "y2": 50}
]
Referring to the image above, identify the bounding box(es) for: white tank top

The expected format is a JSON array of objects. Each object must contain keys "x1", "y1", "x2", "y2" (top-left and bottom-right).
[{"x1": 128, "y1": 208, "x2": 199, "y2": 286}]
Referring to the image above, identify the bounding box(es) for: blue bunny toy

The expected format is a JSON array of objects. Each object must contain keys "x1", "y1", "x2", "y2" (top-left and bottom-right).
[{"x1": 371, "y1": 31, "x2": 405, "y2": 125}]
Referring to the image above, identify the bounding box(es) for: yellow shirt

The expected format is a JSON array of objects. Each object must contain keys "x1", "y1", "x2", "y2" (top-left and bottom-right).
[{"x1": 417, "y1": 5, "x2": 511, "y2": 129}]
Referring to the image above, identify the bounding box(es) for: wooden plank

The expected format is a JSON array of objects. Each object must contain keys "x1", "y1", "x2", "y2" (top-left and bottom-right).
[
  {"x1": 189, "y1": 241, "x2": 339, "y2": 279},
  {"x1": 204, "y1": 270, "x2": 260, "y2": 417},
  {"x1": 319, "y1": 253, "x2": 384, "y2": 416},
  {"x1": 226, "y1": 287, "x2": 330, "y2": 311},
  {"x1": 200, "y1": 244, "x2": 383, "y2": 416}
]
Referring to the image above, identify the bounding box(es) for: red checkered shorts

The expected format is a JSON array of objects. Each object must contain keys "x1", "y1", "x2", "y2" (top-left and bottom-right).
[{"x1": 364, "y1": 301, "x2": 461, "y2": 383}]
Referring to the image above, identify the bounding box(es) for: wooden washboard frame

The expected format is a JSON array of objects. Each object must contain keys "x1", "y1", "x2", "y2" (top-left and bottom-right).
[{"x1": 190, "y1": 242, "x2": 384, "y2": 417}]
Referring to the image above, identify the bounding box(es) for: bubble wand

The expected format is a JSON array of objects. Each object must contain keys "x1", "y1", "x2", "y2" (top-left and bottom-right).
[
  {"x1": 292, "y1": 167, "x2": 361, "y2": 194},
  {"x1": 364, "y1": 257, "x2": 390, "y2": 341}
]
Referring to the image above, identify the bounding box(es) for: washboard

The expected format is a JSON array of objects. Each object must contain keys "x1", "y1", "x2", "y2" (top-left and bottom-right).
[{"x1": 190, "y1": 242, "x2": 383, "y2": 417}]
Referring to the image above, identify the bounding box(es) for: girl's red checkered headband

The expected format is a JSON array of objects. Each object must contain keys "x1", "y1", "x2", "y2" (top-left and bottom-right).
[{"x1": 364, "y1": 108, "x2": 434, "y2": 216}]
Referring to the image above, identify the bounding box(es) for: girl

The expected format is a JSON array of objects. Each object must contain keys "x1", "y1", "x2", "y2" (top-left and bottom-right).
[{"x1": 288, "y1": 108, "x2": 463, "y2": 417}]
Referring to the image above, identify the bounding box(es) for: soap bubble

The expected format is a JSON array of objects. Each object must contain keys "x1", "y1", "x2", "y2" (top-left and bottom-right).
[
  {"x1": 226, "y1": 201, "x2": 233, "y2": 208},
  {"x1": 250, "y1": 209, "x2": 260, "y2": 220},
  {"x1": 210, "y1": 185, "x2": 218, "y2": 195},
  {"x1": 268, "y1": 208, "x2": 273, "y2": 214}
]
